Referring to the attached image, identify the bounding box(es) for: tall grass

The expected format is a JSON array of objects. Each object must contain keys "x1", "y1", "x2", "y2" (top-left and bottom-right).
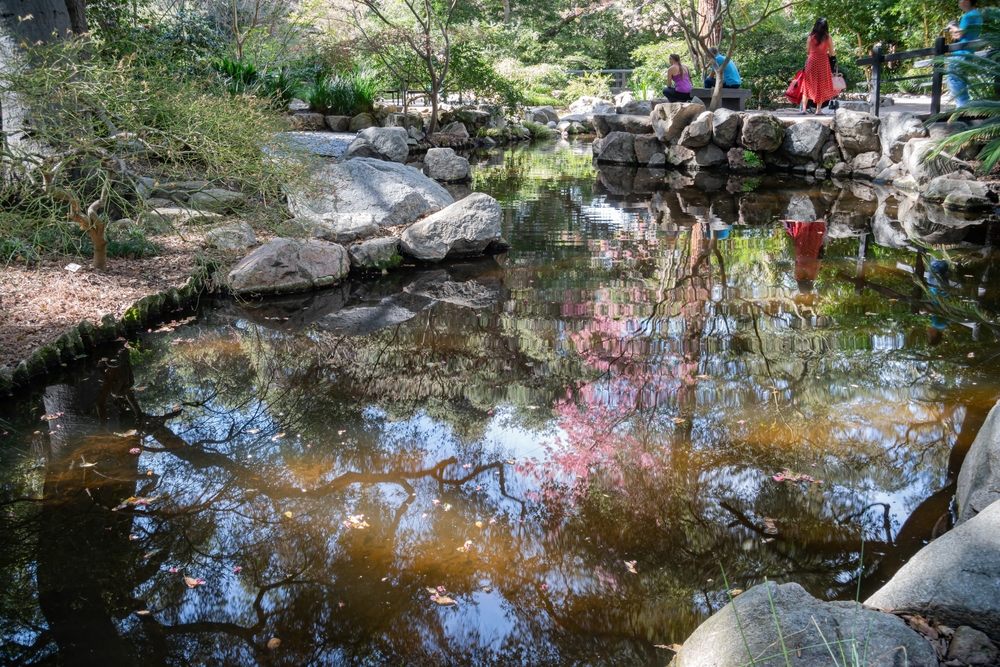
[{"x1": 305, "y1": 69, "x2": 382, "y2": 116}]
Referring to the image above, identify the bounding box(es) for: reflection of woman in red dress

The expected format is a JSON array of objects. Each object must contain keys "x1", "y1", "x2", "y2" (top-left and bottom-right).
[
  {"x1": 800, "y1": 18, "x2": 836, "y2": 115},
  {"x1": 783, "y1": 220, "x2": 826, "y2": 293}
]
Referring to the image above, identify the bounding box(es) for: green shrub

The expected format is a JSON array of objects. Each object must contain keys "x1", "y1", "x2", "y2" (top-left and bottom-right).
[
  {"x1": 565, "y1": 71, "x2": 613, "y2": 102},
  {"x1": 523, "y1": 120, "x2": 555, "y2": 139},
  {"x1": 306, "y1": 69, "x2": 381, "y2": 116},
  {"x1": 743, "y1": 150, "x2": 764, "y2": 168}
]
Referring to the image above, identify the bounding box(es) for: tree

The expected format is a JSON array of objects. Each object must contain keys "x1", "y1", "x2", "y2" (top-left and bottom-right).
[{"x1": 350, "y1": 0, "x2": 460, "y2": 134}]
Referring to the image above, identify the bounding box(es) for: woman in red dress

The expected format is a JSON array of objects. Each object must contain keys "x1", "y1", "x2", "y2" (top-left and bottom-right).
[{"x1": 800, "y1": 18, "x2": 836, "y2": 115}]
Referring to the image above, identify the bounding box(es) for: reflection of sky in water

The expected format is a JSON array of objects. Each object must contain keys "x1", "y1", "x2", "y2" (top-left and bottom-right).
[{"x1": 1, "y1": 140, "x2": 999, "y2": 665}]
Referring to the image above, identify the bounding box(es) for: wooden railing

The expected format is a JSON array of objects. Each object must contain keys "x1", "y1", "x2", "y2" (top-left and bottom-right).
[
  {"x1": 566, "y1": 69, "x2": 634, "y2": 93},
  {"x1": 856, "y1": 37, "x2": 987, "y2": 116}
]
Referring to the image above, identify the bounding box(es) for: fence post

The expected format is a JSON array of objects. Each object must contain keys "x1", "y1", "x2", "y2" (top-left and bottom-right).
[
  {"x1": 871, "y1": 45, "x2": 883, "y2": 116},
  {"x1": 931, "y1": 36, "x2": 946, "y2": 116}
]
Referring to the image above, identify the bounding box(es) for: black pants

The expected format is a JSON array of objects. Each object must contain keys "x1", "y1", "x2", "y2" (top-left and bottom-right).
[
  {"x1": 662, "y1": 87, "x2": 692, "y2": 102},
  {"x1": 703, "y1": 78, "x2": 741, "y2": 89}
]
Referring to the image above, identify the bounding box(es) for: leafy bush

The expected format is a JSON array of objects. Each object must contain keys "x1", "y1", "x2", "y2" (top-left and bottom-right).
[
  {"x1": 449, "y1": 43, "x2": 525, "y2": 112},
  {"x1": 743, "y1": 150, "x2": 764, "y2": 168},
  {"x1": 306, "y1": 69, "x2": 382, "y2": 116},
  {"x1": 523, "y1": 120, "x2": 556, "y2": 139},
  {"x1": 213, "y1": 57, "x2": 261, "y2": 95},
  {"x1": 564, "y1": 71, "x2": 613, "y2": 101}
]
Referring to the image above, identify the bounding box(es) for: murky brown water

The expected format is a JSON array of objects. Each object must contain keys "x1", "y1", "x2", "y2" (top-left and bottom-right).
[{"x1": 2, "y1": 139, "x2": 999, "y2": 666}]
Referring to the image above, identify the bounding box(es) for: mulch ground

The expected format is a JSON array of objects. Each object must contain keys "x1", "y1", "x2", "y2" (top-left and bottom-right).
[{"x1": 0, "y1": 235, "x2": 201, "y2": 370}]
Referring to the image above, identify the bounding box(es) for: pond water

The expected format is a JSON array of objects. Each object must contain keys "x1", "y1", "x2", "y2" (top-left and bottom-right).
[{"x1": 2, "y1": 139, "x2": 1000, "y2": 666}]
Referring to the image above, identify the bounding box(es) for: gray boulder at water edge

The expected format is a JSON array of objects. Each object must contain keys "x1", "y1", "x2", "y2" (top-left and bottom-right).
[
  {"x1": 287, "y1": 158, "x2": 454, "y2": 230},
  {"x1": 879, "y1": 112, "x2": 928, "y2": 162},
  {"x1": 187, "y1": 188, "x2": 246, "y2": 213},
  {"x1": 712, "y1": 109, "x2": 742, "y2": 149},
  {"x1": 740, "y1": 114, "x2": 785, "y2": 153},
  {"x1": 679, "y1": 111, "x2": 713, "y2": 148},
  {"x1": 957, "y1": 400, "x2": 1000, "y2": 524},
  {"x1": 782, "y1": 120, "x2": 831, "y2": 163},
  {"x1": 348, "y1": 236, "x2": 400, "y2": 270},
  {"x1": 865, "y1": 499, "x2": 1000, "y2": 641},
  {"x1": 674, "y1": 581, "x2": 938, "y2": 667},
  {"x1": 903, "y1": 138, "x2": 975, "y2": 187},
  {"x1": 423, "y1": 147, "x2": 471, "y2": 182},
  {"x1": 400, "y1": 192, "x2": 502, "y2": 262},
  {"x1": 834, "y1": 109, "x2": 881, "y2": 159},
  {"x1": 597, "y1": 132, "x2": 636, "y2": 164},
  {"x1": 227, "y1": 238, "x2": 349, "y2": 295},
  {"x1": 651, "y1": 101, "x2": 705, "y2": 143},
  {"x1": 346, "y1": 127, "x2": 409, "y2": 163}
]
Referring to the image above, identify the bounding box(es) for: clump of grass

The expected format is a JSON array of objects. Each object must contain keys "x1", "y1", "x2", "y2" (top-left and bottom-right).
[
  {"x1": 523, "y1": 120, "x2": 555, "y2": 139},
  {"x1": 306, "y1": 69, "x2": 382, "y2": 116}
]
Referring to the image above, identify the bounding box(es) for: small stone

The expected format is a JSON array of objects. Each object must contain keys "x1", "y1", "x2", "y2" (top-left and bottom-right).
[
  {"x1": 325, "y1": 115, "x2": 351, "y2": 132},
  {"x1": 288, "y1": 112, "x2": 326, "y2": 131},
  {"x1": 348, "y1": 113, "x2": 377, "y2": 131},
  {"x1": 947, "y1": 626, "x2": 999, "y2": 665},
  {"x1": 204, "y1": 221, "x2": 257, "y2": 250}
]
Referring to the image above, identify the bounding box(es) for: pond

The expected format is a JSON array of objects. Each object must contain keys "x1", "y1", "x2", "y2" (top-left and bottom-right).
[{"x1": 2, "y1": 139, "x2": 1000, "y2": 666}]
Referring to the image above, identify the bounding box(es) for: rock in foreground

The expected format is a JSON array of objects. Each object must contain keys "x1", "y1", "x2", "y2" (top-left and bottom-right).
[
  {"x1": 865, "y1": 499, "x2": 1000, "y2": 641},
  {"x1": 228, "y1": 238, "x2": 349, "y2": 295},
  {"x1": 957, "y1": 400, "x2": 1000, "y2": 524},
  {"x1": 288, "y1": 158, "x2": 454, "y2": 229},
  {"x1": 423, "y1": 147, "x2": 471, "y2": 182},
  {"x1": 400, "y1": 192, "x2": 502, "y2": 262},
  {"x1": 675, "y1": 582, "x2": 937, "y2": 667}
]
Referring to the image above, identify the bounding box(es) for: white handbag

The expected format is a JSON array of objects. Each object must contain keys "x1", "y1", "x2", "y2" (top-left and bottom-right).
[{"x1": 832, "y1": 72, "x2": 847, "y2": 92}]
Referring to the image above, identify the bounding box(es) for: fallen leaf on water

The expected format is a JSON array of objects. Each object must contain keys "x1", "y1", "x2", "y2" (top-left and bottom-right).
[
  {"x1": 40, "y1": 414, "x2": 60, "y2": 421},
  {"x1": 135, "y1": 610, "x2": 151, "y2": 616},
  {"x1": 135, "y1": 386, "x2": 148, "y2": 391},
  {"x1": 489, "y1": 518, "x2": 497, "y2": 525},
  {"x1": 457, "y1": 540, "x2": 473, "y2": 552},
  {"x1": 432, "y1": 499, "x2": 440, "y2": 506},
  {"x1": 342, "y1": 514, "x2": 369, "y2": 529},
  {"x1": 654, "y1": 644, "x2": 682, "y2": 652},
  {"x1": 233, "y1": 566, "x2": 242, "y2": 574},
  {"x1": 247, "y1": 428, "x2": 260, "y2": 434},
  {"x1": 541, "y1": 584, "x2": 548, "y2": 591},
  {"x1": 505, "y1": 459, "x2": 515, "y2": 464},
  {"x1": 430, "y1": 594, "x2": 457, "y2": 606},
  {"x1": 475, "y1": 521, "x2": 483, "y2": 528},
  {"x1": 283, "y1": 511, "x2": 293, "y2": 518},
  {"x1": 763, "y1": 518, "x2": 778, "y2": 535},
  {"x1": 442, "y1": 503, "x2": 452, "y2": 512},
  {"x1": 184, "y1": 576, "x2": 206, "y2": 589},
  {"x1": 624, "y1": 560, "x2": 638, "y2": 574},
  {"x1": 129, "y1": 448, "x2": 141, "y2": 455},
  {"x1": 729, "y1": 588, "x2": 743, "y2": 596},
  {"x1": 772, "y1": 470, "x2": 822, "y2": 484},
  {"x1": 115, "y1": 430, "x2": 138, "y2": 438},
  {"x1": 272, "y1": 432, "x2": 285, "y2": 441},
  {"x1": 267, "y1": 638, "x2": 281, "y2": 649},
  {"x1": 168, "y1": 567, "x2": 179, "y2": 573},
  {"x1": 482, "y1": 585, "x2": 492, "y2": 593},
  {"x1": 143, "y1": 549, "x2": 160, "y2": 559},
  {"x1": 671, "y1": 417, "x2": 685, "y2": 424}
]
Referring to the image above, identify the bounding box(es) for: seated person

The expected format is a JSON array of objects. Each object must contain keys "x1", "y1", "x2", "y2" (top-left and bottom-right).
[
  {"x1": 703, "y1": 47, "x2": 742, "y2": 89},
  {"x1": 662, "y1": 53, "x2": 693, "y2": 102}
]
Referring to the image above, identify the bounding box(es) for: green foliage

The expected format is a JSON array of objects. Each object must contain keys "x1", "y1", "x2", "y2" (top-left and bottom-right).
[
  {"x1": 743, "y1": 150, "x2": 764, "y2": 168},
  {"x1": 565, "y1": 71, "x2": 613, "y2": 101},
  {"x1": 106, "y1": 224, "x2": 162, "y2": 259},
  {"x1": 306, "y1": 70, "x2": 382, "y2": 116},
  {"x1": 448, "y1": 42, "x2": 525, "y2": 112},
  {"x1": 523, "y1": 120, "x2": 556, "y2": 139},
  {"x1": 631, "y1": 41, "x2": 684, "y2": 100}
]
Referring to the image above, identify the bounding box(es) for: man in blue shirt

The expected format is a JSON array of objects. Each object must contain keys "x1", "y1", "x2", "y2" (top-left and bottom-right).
[
  {"x1": 947, "y1": 0, "x2": 982, "y2": 108},
  {"x1": 703, "y1": 47, "x2": 742, "y2": 89}
]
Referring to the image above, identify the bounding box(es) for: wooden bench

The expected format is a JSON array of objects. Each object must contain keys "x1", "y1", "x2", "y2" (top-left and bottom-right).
[{"x1": 690, "y1": 88, "x2": 752, "y2": 111}]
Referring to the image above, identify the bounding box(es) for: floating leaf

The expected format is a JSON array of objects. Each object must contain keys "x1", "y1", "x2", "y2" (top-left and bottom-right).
[
  {"x1": 267, "y1": 638, "x2": 281, "y2": 649},
  {"x1": 772, "y1": 470, "x2": 822, "y2": 484},
  {"x1": 430, "y1": 594, "x2": 457, "y2": 606},
  {"x1": 272, "y1": 433, "x2": 285, "y2": 441},
  {"x1": 115, "y1": 429, "x2": 138, "y2": 437},
  {"x1": 342, "y1": 514, "x2": 369, "y2": 530},
  {"x1": 624, "y1": 560, "x2": 637, "y2": 574},
  {"x1": 129, "y1": 448, "x2": 141, "y2": 455},
  {"x1": 283, "y1": 511, "x2": 293, "y2": 518},
  {"x1": 729, "y1": 588, "x2": 743, "y2": 596},
  {"x1": 457, "y1": 540, "x2": 473, "y2": 553},
  {"x1": 442, "y1": 503, "x2": 452, "y2": 512},
  {"x1": 475, "y1": 521, "x2": 483, "y2": 528},
  {"x1": 135, "y1": 610, "x2": 151, "y2": 616},
  {"x1": 247, "y1": 428, "x2": 260, "y2": 434},
  {"x1": 40, "y1": 414, "x2": 60, "y2": 421},
  {"x1": 233, "y1": 566, "x2": 242, "y2": 574},
  {"x1": 184, "y1": 576, "x2": 206, "y2": 588},
  {"x1": 426, "y1": 587, "x2": 439, "y2": 595},
  {"x1": 168, "y1": 567, "x2": 179, "y2": 573},
  {"x1": 763, "y1": 518, "x2": 778, "y2": 535}
]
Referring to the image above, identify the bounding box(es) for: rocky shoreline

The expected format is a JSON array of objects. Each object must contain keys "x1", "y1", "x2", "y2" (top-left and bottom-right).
[{"x1": 670, "y1": 401, "x2": 1000, "y2": 667}]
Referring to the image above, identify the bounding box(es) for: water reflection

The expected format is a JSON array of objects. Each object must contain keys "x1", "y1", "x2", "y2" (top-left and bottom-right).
[{"x1": 2, "y1": 139, "x2": 1000, "y2": 666}]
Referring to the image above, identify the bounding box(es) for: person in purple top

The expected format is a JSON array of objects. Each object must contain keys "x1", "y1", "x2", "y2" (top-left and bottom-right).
[{"x1": 662, "y1": 54, "x2": 693, "y2": 102}]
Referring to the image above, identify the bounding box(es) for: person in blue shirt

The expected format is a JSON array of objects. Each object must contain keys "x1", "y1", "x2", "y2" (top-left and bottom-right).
[
  {"x1": 703, "y1": 47, "x2": 742, "y2": 89},
  {"x1": 947, "y1": 0, "x2": 982, "y2": 108}
]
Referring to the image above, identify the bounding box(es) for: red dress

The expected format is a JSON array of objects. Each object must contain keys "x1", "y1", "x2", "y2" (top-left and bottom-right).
[{"x1": 802, "y1": 36, "x2": 836, "y2": 106}]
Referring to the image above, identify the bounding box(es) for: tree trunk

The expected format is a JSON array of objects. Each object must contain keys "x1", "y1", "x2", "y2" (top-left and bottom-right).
[
  {"x1": 88, "y1": 223, "x2": 107, "y2": 271},
  {"x1": 0, "y1": 0, "x2": 74, "y2": 42},
  {"x1": 501, "y1": 0, "x2": 510, "y2": 24},
  {"x1": 429, "y1": 83, "x2": 439, "y2": 135},
  {"x1": 697, "y1": 0, "x2": 721, "y2": 46}
]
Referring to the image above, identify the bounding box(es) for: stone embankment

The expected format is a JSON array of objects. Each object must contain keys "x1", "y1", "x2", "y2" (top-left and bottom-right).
[
  {"x1": 670, "y1": 400, "x2": 1000, "y2": 666},
  {"x1": 582, "y1": 98, "x2": 996, "y2": 212}
]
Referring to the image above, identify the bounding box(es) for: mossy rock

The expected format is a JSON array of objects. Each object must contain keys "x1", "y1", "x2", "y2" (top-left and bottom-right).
[
  {"x1": 124, "y1": 300, "x2": 148, "y2": 328},
  {"x1": 55, "y1": 333, "x2": 77, "y2": 362},
  {"x1": 78, "y1": 320, "x2": 96, "y2": 348},
  {"x1": 0, "y1": 366, "x2": 12, "y2": 392},
  {"x1": 12, "y1": 361, "x2": 29, "y2": 386},
  {"x1": 34, "y1": 344, "x2": 60, "y2": 372},
  {"x1": 97, "y1": 314, "x2": 119, "y2": 342},
  {"x1": 164, "y1": 287, "x2": 182, "y2": 310}
]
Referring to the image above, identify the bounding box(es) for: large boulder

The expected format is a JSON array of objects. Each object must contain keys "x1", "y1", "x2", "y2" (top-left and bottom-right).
[
  {"x1": 348, "y1": 113, "x2": 377, "y2": 131},
  {"x1": 679, "y1": 111, "x2": 713, "y2": 148},
  {"x1": 400, "y1": 192, "x2": 502, "y2": 261},
  {"x1": 423, "y1": 147, "x2": 471, "y2": 182},
  {"x1": 633, "y1": 134, "x2": 664, "y2": 164},
  {"x1": 850, "y1": 151, "x2": 881, "y2": 180},
  {"x1": 664, "y1": 144, "x2": 696, "y2": 167},
  {"x1": 325, "y1": 115, "x2": 350, "y2": 132},
  {"x1": 227, "y1": 238, "x2": 349, "y2": 295},
  {"x1": 866, "y1": 500, "x2": 1000, "y2": 641},
  {"x1": 606, "y1": 114, "x2": 654, "y2": 134},
  {"x1": 288, "y1": 158, "x2": 453, "y2": 229},
  {"x1": 651, "y1": 101, "x2": 705, "y2": 143},
  {"x1": 693, "y1": 143, "x2": 727, "y2": 168},
  {"x1": 348, "y1": 236, "x2": 400, "y2": 270},
  {"x1": 438, "y1": 121, "x2": 470, "y2": 140},
  {"x1": 902, "y1": 138, "x2": 973, "y2": 187},
  {"x1": 349, "y1": 127, "x2": 409, "y2": 163},
  {"x1": 834, "y1": 109, "x2": 881, "y2": 159},
  {"x1": 204, "y1": 221, "x2": 257, "y2": 250},
  {"x1": 558, "y1": 113, "x2": 594, "y2": 132},
  {"x1": 384, "y1": 112, "x2": 423, "y2": 131},
  {"x1": 619, "y1": 99, "x2": 653, "y2": 115},
  {"x1": 712, "y1": 108, "x2": 742, "y2": 150},
  {"x1": 596, "y1": 132, "x2": 637, "y2": 164},
  {"x1": 740, "y1": 114, "x2": 785, "y2": 153},
  {"x1": 957, "y1": 401, "x2": 1000, "y2": 524},
  {"x1": 288, "y1": 112, "x2": 325, "y2": 131},
  {"x1": 674, "y1": 581, "x2": 937, "y2": 667},
  {"x1": 920, "y1": 176, "x2": 993, "y2": 211},
  {"x1": 285, "y1": 216, "x2": 378, "y2": 244},
  {"x1": 526, "y1": 105, "x2": 559, "y2": 124},
  {"x1": 450, "y1": 108, "x2": 492, "y2": 132},
  {"x1": 879, "y1": 112, "x2": 928, "y2": 162},
  {"x1": 569, "y1": 96, "x2": 614, "y2": 115},
  {"x1": 782, "y1": 120, "x2": 831, "y2": 163}
]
